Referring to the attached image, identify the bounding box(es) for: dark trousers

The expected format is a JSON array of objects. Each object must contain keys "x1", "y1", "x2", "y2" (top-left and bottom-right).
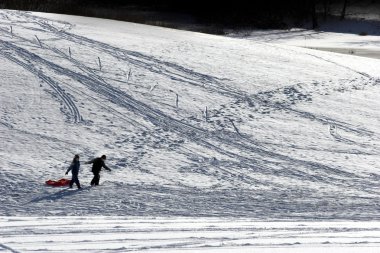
[
  {"x1": 91, "y1": 172, "x2": 100, "y2": 186},
  {"x1": 70, "y1": 174, "x2": 81, "y2": 188}
]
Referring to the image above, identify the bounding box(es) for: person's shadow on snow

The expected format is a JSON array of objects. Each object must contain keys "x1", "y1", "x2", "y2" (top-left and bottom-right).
[{"x1": 30, "y1": 188, "x2": 86, "y2": 203}]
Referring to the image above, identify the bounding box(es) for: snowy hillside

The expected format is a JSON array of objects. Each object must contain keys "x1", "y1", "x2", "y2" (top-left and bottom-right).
[{"x1": 1, "y1": 10, "x2": 380, "y2": 219}]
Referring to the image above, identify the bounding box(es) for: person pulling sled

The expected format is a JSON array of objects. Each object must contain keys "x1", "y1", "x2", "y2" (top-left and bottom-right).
[{"x1": 65, "y1": 154, "x2": 81, "y2": 189}]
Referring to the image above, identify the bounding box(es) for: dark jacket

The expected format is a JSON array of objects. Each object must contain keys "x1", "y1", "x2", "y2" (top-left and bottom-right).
[
  {"x1": 87, "y1": 158, "x2": 110, "y2": 174},
  {"x1": 66, "y1": 161, "x2": 80, "y2": 175}
]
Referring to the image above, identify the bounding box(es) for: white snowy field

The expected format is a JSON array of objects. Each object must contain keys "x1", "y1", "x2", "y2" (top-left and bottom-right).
[
  {"x1": 230, "y1": 27, "x2": 380, "y2": 60},
  {"x1": 0, "y1": 9, "x2": 380, "y2": 217},
  {"x1": 228, "y1": 16, "x2": 380, "y2": 59},
  {"x1": 1, "y1": 8, "x2": 380, "y2": 253},
  {"x1": 1, "y1": 217, "x2": 380, "y2": 253}
]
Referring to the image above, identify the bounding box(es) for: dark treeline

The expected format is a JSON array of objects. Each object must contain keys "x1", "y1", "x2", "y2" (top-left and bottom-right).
[{"x1": 1, "y1": 0, "x2": 379, "y2": 29}]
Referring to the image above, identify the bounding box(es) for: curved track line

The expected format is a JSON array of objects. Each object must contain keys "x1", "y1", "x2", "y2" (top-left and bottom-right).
[{"x1": 0, "y1": 40, "x2": 82, "y2": 123}]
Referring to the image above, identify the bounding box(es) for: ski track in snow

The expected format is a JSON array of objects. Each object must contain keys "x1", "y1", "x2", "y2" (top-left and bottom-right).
[
  {"x1": 0, "y1": 10, "x2": 380, "y2": 219},
  {"x1": 0, "y1": 39, "x2": 82, "y2": 123},
  {"x1": 1, "y1": 217, "x2": 380, "y2": 253},
  {"x1": 3, "y1": 12, "x2": 371, "y2": 173}
]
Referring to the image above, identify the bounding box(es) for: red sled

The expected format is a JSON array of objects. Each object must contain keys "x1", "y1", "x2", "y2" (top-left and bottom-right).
[{"x1": 46, "y1": 178, "x2": 71, "y2": 187}]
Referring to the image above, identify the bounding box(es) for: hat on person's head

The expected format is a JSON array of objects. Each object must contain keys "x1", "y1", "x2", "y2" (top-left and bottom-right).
[{"x1": 101, "y1": 155, "x2": 106, "y2": 160}]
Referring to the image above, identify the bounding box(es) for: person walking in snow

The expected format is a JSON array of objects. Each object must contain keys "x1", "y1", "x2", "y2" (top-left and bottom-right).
[
  {"x1": 65, "y1": 154, "x2": 81, "y2": 189},
  {"x1": 86, "y1": 155, "x2": 111, "y2": 186}
]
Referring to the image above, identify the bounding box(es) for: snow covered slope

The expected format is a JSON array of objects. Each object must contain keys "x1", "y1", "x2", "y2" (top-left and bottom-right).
[{"x1": 1, "y1": 10, "x2": 380, "y2": 218}]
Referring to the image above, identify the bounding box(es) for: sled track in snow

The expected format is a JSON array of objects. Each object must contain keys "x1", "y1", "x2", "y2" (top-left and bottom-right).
[
  {"x1": 257, "y1": 41, "x2": 376, "y2": 80},
  {"x1": 21, "y1": 15, "x2": 380, "y2": 186},
  {"x1": 18, "y1": 12, "x2": 245, "y2": 98},
  {"x1": 13, "y1": 12, "x2": 377, "y2": 140},
  {"x1": 44, "y1": 14, "x2": 379, "y2": 139},
  {"x1": 2, "y1": 217, "x2": 380, "y2": 252},
  {"x1": 1, "y1": 11, "x2": 378, "y2": 191},
  {"x1": 11, "y1": 42, "x2": 373, "y2": 190},
  {"x1": 49, "y1": 47, "x2": 150, "y2": 130},
  {"x1": 0, "y1": 40, "x2": 82, "y2": 124},
  {"x1": 0, "y1": 30, "x2": 357, "y2": 188},
  {"x1": 1, "y1": 10, "x2": 380, "y2": 218}
]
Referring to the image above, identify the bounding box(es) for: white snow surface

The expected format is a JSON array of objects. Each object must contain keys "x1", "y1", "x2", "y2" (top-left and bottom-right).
[
  {"x1": 1, "y1": 9, "x2": 380, "y2": 253},
  {"x1": 0, "y1": 10, "x2": 380, "y2": 218},
  {"x1": 1, "y1": 217, "x2": 380, "y2": 253},
  {"x1": 228, "y1": 16, "x2": 380, "y2": 59}
]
